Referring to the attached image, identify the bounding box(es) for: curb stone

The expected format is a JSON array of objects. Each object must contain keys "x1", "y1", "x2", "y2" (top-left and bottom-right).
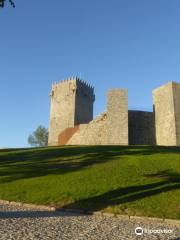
[
  {"x1": 116, "y1": 214, "x2": 130, "y2": 220},
  {"x1": 164, "y1": 219, "x2": 180, "y2": 226},
  {"x1": 0, "y1": 199, "x2": 179, "y2": 226},
  {"x1": 0, "y1": 200, "x2": 55, "y2": 211},
  {"x1": 102, "y1": 212, "x2": 115, "y2": 217},
  {"x1": 143, "y1": 216, "x2": 165, "y2": 222},
  {"x1": 92, "y1": 211, "x2": 103, "y2": 216},
  {"x1": 130, "y1": 215, "x2": 164, "y2": 222}
]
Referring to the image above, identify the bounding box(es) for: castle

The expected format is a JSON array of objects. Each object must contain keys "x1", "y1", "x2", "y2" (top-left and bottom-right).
[{"x1": 48, "y1": 77, "x2": 180, "y2": 146}]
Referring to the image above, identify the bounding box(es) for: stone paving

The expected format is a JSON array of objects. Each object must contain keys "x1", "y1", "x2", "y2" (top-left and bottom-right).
[{"x1": 0, "y1": 203, "x2": 179, "y2": 240}]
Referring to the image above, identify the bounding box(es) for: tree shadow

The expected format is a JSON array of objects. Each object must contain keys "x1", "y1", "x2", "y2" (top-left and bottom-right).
[
  {"x1": 0, "y1": 146, "x2": 180, "y2": 183},
  {"x1": 62, "y1": 170, "x2": 180, "y2": 214},
  {"x1": 0, "y1": 150, "x2": 125, "y2": 183}
]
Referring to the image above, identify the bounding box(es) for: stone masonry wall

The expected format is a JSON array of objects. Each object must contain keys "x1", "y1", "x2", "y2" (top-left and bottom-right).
[
  {"x1": 128, "y1": 110, "x2": 155, "y2": 145},
  {"x1": 107, "y1": 89, "x2": 128, "y2": 145},
  {"x1": 67, "y1": 113, "x2": 108, "y2": 145},
  {"x1": 67, "y1": 110, "x2": 155, "y2": 146},
  {"x1": 153, "y1": 82, "x2": 177, "y2": 146}
]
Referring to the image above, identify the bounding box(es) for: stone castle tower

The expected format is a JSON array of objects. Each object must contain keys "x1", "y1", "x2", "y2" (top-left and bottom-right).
[
  {"x1": 48, "y1": 77, "x2": 95, "y2": 146},
  {"x1": 153, "y1": 81, "x2": 180, "y2": 146}
]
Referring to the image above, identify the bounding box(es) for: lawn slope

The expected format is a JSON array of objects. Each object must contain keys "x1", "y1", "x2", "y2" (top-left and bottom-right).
[{"x1": 0, "y1": 146, "x2": 179, "y2": 219}]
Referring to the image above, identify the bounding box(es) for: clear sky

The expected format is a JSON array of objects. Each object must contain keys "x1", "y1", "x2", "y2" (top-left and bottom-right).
[{"x1": 1, "y1": 0, "x2": 180, "y2": 147}]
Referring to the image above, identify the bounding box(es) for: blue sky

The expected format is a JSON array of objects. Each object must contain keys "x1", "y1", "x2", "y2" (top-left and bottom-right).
[{"x1": 1, "y1": 0, "x2": 180, "y2": 147}]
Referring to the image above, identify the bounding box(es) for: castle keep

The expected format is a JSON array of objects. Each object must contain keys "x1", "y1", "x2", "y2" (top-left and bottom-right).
[
  {"x1": 48, "y1": 78, "x2": 180, "y2": 146},
  {"x1": 48, "y1": 78, "x2": 94, "y2": 146}
]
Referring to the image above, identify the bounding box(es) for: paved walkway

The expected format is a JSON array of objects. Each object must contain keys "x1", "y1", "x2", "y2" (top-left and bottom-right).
[{"x1": 0, "y1": 203, "x2": 179, "y2": 240}]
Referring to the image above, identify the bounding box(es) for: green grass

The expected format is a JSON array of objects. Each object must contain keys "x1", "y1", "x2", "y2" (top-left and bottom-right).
[{"x1": 0, "y1": 145, "x2": 179, "y2": 219}]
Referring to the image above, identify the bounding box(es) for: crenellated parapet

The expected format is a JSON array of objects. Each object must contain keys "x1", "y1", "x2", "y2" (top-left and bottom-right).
[
  {"x1": 50, "y1": 77, "x2": 95, "y2": 101},
  {"x1": 51, "y1": 76, "x2": 94, "y2": 89}
]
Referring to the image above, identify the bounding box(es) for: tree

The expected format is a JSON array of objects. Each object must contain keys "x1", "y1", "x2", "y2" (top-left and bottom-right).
[
  {"x1": 0, "y1": 0, "x2": 15, "y2": 8},
  {"x1": 28, "y1": 126, "x2": 48, "y2": 147}
]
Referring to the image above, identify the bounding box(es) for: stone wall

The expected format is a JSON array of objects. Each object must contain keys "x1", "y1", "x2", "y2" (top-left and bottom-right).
[
  {"x1": 67, "y1": 113, "x2": 108, "y2": 145},
  {"x1": 67, "y1": 110, "x2": 155, "y2": 146},
  {"x1": 128, "y1": 110, "x2": 155, "y2": 145},
  {"x1": 107, "y1": 89, "x2": 128, "y2": 145},
  {"x1": 153, "y1": 82, "x2": 177, "y2": 146}
]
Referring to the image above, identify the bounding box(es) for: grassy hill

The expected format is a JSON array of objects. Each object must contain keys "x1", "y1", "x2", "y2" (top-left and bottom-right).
[{"x1": 0, "y1": 145, "x2": 179, "y2": 219}]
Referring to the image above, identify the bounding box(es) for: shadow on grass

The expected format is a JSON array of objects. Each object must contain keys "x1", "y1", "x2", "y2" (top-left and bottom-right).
[
  {"x1": 0, "y1": 145, "x2": 180, "y2": 183},
  {"x1": 0, "y1": 147, "x2": 126, "y2": 183},
  {"x1": 62, "y1": 170, "x2": 180, "y2": 214},
  {"x1": 1, "y1": 145, "x2": 180, "y2": 164}
]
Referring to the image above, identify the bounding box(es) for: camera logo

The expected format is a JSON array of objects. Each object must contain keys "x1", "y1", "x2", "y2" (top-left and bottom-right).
[{"x1": 135, "y1": 227, "x2": 144, "y2": 236}]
